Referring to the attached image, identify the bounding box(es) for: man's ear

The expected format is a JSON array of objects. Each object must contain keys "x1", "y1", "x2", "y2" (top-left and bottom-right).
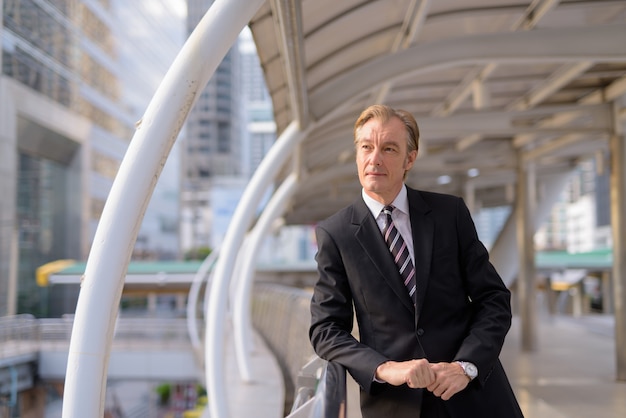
[{"x1": 405, "y1": 150, "x2": 418, "y2": 170}]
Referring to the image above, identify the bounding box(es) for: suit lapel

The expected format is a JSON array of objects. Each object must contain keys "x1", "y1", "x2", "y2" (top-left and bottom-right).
[
  {"x1": 352, "y1": 197, "x2": 415, "y2": 312},
  {"x1": 407, "y1": 187, "x2": 434, "y2": 320}
]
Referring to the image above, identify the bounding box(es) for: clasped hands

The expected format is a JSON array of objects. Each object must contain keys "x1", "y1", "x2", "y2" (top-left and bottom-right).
[{"x1": 375, "y1": 359, "x2": 470, "y2": 400}]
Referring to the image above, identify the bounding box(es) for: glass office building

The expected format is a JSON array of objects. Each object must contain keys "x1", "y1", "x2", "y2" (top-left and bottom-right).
[{"x1": 1, "y1": 0, "x2": 181, "y2": 317}]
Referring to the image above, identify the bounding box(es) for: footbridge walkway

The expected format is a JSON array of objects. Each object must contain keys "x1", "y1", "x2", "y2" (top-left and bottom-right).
[{"x1": 3, "y1": 284, "x2": 626, "y2": 418}]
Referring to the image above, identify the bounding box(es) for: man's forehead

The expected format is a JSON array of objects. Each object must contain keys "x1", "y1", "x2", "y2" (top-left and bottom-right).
[{"x1": 356, "y1": 127, "x2": 405, "y2": 144}]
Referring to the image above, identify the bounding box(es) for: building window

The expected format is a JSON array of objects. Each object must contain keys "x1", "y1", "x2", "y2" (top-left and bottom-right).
[{"x1": 92, "y1": 151, "x2": 120, "y2": 179}]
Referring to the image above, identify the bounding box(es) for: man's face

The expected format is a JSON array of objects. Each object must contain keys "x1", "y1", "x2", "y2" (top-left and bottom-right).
[{"x1": 356, "y1": 116, "x2": 417, "y2": 204}]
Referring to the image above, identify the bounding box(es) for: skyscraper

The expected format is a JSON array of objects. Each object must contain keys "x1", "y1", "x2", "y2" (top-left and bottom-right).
[{"x1": 180, "y1": 0, "x2": 241, "y2": 253}]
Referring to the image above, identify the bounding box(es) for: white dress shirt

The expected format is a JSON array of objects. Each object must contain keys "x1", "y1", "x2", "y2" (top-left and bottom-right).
[{"x1": 361, "y1": 185, "x2": 415, "y2": 266}]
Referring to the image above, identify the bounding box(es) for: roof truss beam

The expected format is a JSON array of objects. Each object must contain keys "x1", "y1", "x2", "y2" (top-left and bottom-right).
[
  {"x1": 509, "y1": 62, "x2": 594, "y2": 111},
  {"x1": 309, "y1": 23, "x2": 626, "y2": 121},
  {"x1": 370, "y1": 0, "x2": 432, "y2": 104},
  {"x1": 270, "y1": 0, "x2": 309, "y2": 127},
  {"x1": 432, "y1": 0, "x2": 561, "y2": 118}
]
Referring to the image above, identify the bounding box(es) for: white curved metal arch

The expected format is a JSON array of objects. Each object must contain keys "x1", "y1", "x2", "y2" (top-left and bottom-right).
[
  {"x1": 309, "y1": 23, "x2": 626, "y2": 119},
  {"x1": 232, "y1": 172, "x2": 299, "y2": 382},
  {"x1": 61, "y1": 0, "x2": 264, "y2": 416},
  {"x1": 206, "y1": 121, "x2": 309, "y2": 417},
  {"x1": 186, "y1": 248, "x2": 220, "y2": 368}
]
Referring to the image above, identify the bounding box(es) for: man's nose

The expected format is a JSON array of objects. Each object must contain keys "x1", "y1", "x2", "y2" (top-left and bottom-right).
[{"x1": 369, "y1": 149, "x2": 383, "y2": 166}]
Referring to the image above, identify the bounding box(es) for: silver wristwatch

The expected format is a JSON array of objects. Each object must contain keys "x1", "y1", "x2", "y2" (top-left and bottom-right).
[{"x1": 456, "y1": 361, "x2": 478, "y2": 380}]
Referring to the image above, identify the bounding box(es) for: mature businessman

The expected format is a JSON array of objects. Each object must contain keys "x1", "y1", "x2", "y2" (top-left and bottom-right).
[{"x1": 309, "y1": 105, "x2": 523, "y2": 417}]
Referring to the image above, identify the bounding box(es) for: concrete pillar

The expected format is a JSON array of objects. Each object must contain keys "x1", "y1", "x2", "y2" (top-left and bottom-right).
[
  {"x1": 609, "y1": 98, "x2": 626, "y2": 381},
  {"x1": 0, "y1": 78, "x2": 19, "y2": 316},
  {"x1": 516, "y1": 153, "x2": 538, "y2": 351}
]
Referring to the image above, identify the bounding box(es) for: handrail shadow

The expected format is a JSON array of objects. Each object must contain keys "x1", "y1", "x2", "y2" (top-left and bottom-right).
[{"x1": 287, "y1": 357, "x2": 347, "y2": 418}]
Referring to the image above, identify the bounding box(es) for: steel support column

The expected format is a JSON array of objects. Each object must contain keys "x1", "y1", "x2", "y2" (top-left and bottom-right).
[
  {"x1": 516, "y1": 153, "x2": 538, "y2": 351},
  {"x1": 609, "y1": 99, "x2": 626, "y2": 381}
]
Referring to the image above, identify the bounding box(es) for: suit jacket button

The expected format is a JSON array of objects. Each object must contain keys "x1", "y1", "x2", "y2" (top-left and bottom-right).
[{"x1": 417, "y1": 328, "x2": 424, "y2": 336}]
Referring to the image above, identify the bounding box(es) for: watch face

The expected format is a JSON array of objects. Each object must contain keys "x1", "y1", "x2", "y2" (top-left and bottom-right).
[{"x1": 466, "y1": 363, "x2": 478, "y2": 377}]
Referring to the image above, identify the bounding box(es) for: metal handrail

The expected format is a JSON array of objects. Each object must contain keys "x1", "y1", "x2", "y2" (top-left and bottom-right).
[
  {"x1": 287, "y1": 357, "x2": 347, "y2": 418},
  {"x1": 0, "y1": 316, "x2": 193, "y2": 358},
  {"x1": 0, "y1": 314, "x2": 39, "y2": 362},
  {"x1": 0, "y1": 314, "x2": 38, "y2": 340},
  {"x1": 290, "y1": 357, "x2": 324, "y2": 412}
]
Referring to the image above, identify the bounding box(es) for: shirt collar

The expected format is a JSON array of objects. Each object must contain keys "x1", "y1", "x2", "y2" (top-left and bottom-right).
[{"x1": 362, "y1": 185, "x2": 409, "y2": 218}]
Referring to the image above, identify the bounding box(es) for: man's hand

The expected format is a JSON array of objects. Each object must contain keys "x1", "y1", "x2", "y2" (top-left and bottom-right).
[
  {"x1": 427, "y1": 362, "x2": 470, "y2": 400},
  {"x1": 375, "y1": 359, "x2": 435, "y2": 388}
]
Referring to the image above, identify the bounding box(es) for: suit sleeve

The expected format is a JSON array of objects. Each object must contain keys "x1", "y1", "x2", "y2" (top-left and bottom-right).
[
  {"x1": 453, "y1": 197, "x2": 513, "y2": 385},
  {"x1": 309, "y1": 224, "x2": 389, "y2": 393}
]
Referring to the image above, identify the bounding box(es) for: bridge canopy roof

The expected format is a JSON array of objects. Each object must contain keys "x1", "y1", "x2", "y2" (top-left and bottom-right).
[{"x1": 247, "y1": 0, "x2": 626, "y2": 224}]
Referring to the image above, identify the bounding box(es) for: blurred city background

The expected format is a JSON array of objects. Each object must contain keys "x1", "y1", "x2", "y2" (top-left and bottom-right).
[{"x1": 1, "y1": 1, "x2": 626, "y2": 417}]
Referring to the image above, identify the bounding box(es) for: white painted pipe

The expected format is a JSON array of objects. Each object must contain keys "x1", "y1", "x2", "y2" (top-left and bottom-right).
[
  {"x1": 233, "y1": 172, "x2": 299, "y2": 382},
  {"x1": 186, "y1": 248, "x2": 220, "y2": 372},
  {"x1": 206, "y1": 121, "x2": 307, "y2": 417},
  {"x1": 61, "y1": 0, "x2": 263, "y2": 416},
  {"x1": 230, "y1": 239, "x2": 250, "y2": 304}
]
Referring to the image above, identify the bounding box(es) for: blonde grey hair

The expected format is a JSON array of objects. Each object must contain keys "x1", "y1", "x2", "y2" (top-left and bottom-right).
[{"x1": 353, "y1": 104, "x2": 419, "y2": 154}]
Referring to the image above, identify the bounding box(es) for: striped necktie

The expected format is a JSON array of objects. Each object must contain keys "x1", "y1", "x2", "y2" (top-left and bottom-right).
[{"x1": 382, "y1": 206, "x2": 416, "y2": 304}]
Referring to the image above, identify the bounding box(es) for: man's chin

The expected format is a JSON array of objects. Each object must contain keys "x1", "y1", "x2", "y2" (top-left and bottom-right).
[
  {"x1": 363, "y1": 186, "x2": 388, "y2": 199},
  {"x1": 364, "y1": 180, "x2": 386, "y2": 192}
]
